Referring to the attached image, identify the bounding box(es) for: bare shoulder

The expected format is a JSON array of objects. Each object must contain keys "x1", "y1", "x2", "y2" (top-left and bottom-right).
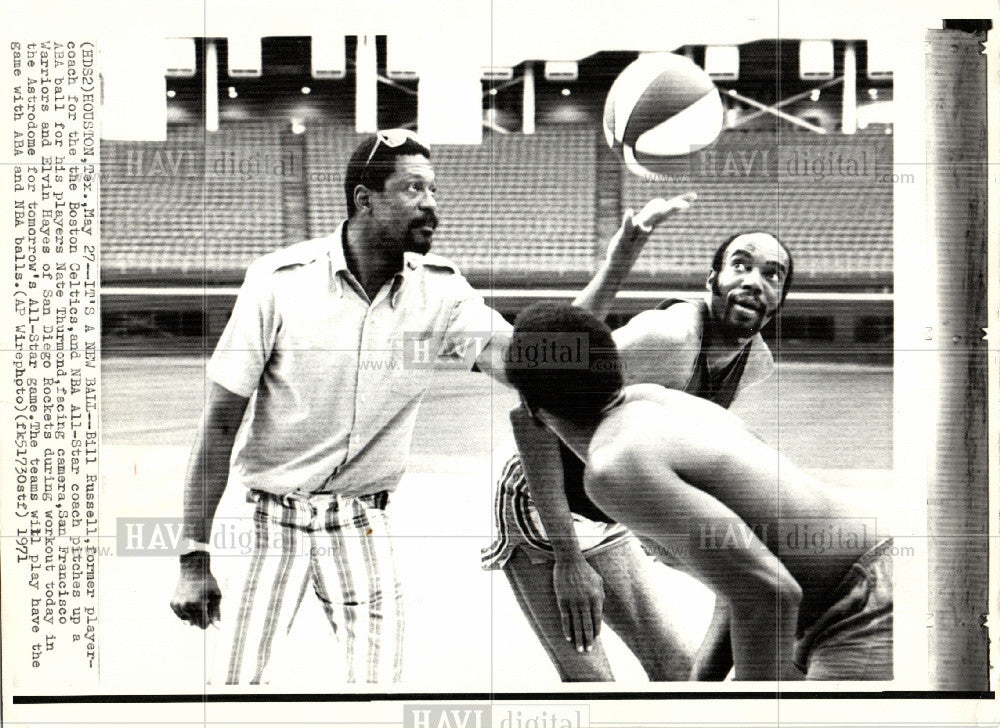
[
  {"x1": 588, "y1": 398, "x2": 676, "y2": 472},
  {"x1": 614, "y1": 305, "x2": 703, "y2": 389},
  {"x1": 612, "y1": 384, "x2": 747, "y2": 443},
  {"x1": 626, "y1": 382, "x2": 717, "y2": 415},
  {"x1": 617, "y1": 304, "x2": 702, "y2": 348}
]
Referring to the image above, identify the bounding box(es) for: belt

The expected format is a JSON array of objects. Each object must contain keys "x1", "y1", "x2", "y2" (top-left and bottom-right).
[{"x1": 250, "y1": 489, "x2": 390, "y2": 510}]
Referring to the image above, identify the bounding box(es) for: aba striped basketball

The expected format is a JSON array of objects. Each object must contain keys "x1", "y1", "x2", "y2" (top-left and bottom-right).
[{"x1": 603, "y1": 53, "x2": 724, "y2": 179}]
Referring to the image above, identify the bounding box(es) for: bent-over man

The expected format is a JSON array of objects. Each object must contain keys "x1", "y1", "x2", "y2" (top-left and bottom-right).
[{"x1": 504, "y1": 303, "x2": 892, "y2": 681}]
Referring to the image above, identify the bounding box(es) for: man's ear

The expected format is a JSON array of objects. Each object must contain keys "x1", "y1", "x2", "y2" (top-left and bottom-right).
[
  {"x1": 354, "y1": 184, "x2": 371, "y2": 212},
  {"x1": 706, "y1": 270, "x2": 716, "y2": 292}
]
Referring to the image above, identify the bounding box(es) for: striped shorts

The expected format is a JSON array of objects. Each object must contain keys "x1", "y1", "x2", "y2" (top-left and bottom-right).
[
  {"x1": 223, "y1": 489, "x2": 404, "y2": 685},
  {"x1": 481, "y1": 453, "x2": 631, "y2": 570}
]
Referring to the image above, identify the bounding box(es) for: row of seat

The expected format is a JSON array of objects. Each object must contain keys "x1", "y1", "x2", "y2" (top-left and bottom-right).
[{"x1": 101, "y1": 121, "x2": 892, "y2": 286}]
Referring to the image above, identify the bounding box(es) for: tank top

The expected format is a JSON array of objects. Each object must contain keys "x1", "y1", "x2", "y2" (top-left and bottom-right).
[{"x1": 560, "y1": 298, "x2": 753, "y2": 523}]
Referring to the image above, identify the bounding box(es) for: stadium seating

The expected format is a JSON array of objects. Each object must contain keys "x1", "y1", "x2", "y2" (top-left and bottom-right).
[
  {"x1": 305, "y1": 124, "x2": 597, "y2": 282},
  {"x1": 101, "y1": 122, "x2": 286, "y2": 282},
  {"x1": 102, "y1": 124, "x2": 891, "y2": 290},
  {"x1": 302, "y1": 122, "x2": 357, "y2": 237},
  {"x1": 434, "y1": 127, "x2": 598, "y2": 281},
  {"x1": 621, "y1": 129, "x2": 893, "y2": 288}
]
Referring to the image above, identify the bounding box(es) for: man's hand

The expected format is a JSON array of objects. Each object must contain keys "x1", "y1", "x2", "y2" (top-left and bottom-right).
[
  {"x1": 553, "y1": 555, "x2": 605, "y2": 653},
  {"x1": 574, "y1": 191, "x2": 696, "y2": 320},
  {"x1": 610, "y1": 192, "x2": 698, "y2": 265},
  {"x1": 170, "y1": 552, "x2": 222, "y2": 629}
]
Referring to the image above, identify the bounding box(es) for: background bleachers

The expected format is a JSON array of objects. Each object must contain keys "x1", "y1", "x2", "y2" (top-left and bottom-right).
[
  {"x1": 101, "y1": 122, "x2": 286, "y2": 282},
  {"x1": 302, "y1": 122, "x2": 358, "y2": 238},
  {"x1": 621, "y1": 129, "x2": 893, "y2": 288},
  {"x1": 305, "y1": 124, "x2": 597, "y2": 280},
  {"x1": 430, "y1": 126, "x2": 598, "y2": 280},
  {"x1": 101, "y1": 122, "x2": 892, "y2": 290}
]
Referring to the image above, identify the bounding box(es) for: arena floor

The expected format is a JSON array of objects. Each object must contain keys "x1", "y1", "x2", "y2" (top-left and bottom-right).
[{"x1": 98, "y1": 356, "x2": 892, "y2": 692}]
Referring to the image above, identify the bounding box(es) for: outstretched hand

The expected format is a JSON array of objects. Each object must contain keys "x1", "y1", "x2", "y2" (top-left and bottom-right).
[
  {"x1": 631, "y1": 192, "x2": 697, "y2": 231},
  {"x1": 610, "y1": 192, "x2": 698, "y2": 265}
]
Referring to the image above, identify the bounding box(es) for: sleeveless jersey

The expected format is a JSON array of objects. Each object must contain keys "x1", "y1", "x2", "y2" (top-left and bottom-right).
[{"x1": 559, "y1": 298, "x2": 752, "y2": 523}]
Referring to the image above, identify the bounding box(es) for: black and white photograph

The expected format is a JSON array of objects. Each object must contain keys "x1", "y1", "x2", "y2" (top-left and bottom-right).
[{"x1": 1, "y1": 1, "x2": 996, "y2": 726}]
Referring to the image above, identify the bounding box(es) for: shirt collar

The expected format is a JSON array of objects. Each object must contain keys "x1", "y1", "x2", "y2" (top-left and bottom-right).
[
  {"x1": 390, "y1": 255, "x2": 423, "y2": 308},
  {"x1": 326, "y1": 222, "x2": 351, "y2": 298},
  {"x1": 332, "y1": 220, "x2": 411, "y2": 307},
  {"x1": 389, "y1": 274, "x2": 406, "y2": 308}
]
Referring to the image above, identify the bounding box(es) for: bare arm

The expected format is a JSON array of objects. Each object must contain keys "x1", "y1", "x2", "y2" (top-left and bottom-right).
[
  {"x1": 495, "y1": 197, "x2": 696, "y2": 647},
  {"x1": 474, "y1": 328, "x2": 511, "y2": 386},
  {"x1": 586, "y1": 435, "x2": 803, "y2": 680},
  {"x1": 574, "y1": 193, "x2": 696, "y2": 320},
  {"x1": 501, "y1": 196, "x2": 698, "y2": 639},
  {"x1": 509, "y1": 406, "x2": 605, "y2": 653},
  {"x1": 613, "y1": 306, "x2": 701, "y2": 390},
  {"x1": 476, "y1": 195, "x2": 696, "y2": 383},
  {"x1": 170, "y1": 382, "x2": 249, "y2": 629},
  {"x1": 182, "y1": 382, "x2": 250, "y2": 542}
]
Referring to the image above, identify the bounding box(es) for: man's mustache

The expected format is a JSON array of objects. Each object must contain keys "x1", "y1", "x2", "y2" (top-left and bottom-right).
[{"x1": 410, "y1": 213, "x2": 439, "y2": 230}]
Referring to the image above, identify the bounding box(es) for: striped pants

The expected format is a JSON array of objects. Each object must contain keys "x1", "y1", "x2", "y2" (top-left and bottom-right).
[{"x1": 223, "y1": 490, "x2": 404, "y2": 685}]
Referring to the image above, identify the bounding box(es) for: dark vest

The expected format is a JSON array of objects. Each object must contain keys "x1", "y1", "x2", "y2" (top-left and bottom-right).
[
  {"x1": 560, "y1": 298, "x2": 753, "y2": 523},
  {"x1": 655, "y1": 297, "x2": 750, "y2": 410}
]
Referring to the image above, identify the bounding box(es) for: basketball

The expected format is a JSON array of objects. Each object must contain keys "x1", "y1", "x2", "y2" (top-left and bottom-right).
[{"x1": 603, "y1": 53, "x2": 724, "y2": 179}]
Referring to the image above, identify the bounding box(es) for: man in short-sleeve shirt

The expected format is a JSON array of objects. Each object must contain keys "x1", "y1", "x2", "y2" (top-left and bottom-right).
[
  {"x1": 168, "y1": 129, "x2": 687, "y2": 685},
  {"x1": 169, "y1": 131, "x2": 510, "y2": 684}
]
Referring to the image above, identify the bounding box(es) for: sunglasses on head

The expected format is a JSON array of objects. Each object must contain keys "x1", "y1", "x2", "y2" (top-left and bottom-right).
[{"x1": 362, "y1": 129, "x2": 430, "y2": 177}]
